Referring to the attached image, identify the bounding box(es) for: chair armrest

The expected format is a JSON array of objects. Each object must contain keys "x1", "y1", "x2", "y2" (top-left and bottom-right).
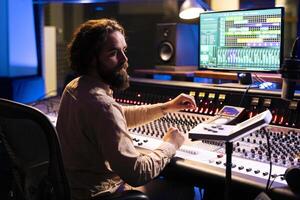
[{"x1": 92, "y1": 190, "x2": 149, "y2": 200}]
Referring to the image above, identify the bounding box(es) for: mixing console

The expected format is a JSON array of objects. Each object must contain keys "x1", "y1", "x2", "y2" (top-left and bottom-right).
[
  {"x1": 128, "y1": 111, "x2": 299, "y2": 186},
  {"x1": 31, "y1": 78, "x2": 300, "y2": 199}
]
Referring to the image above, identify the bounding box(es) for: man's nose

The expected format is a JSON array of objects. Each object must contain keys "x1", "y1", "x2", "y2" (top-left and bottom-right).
[{"x1": 119, "y1": 51, "x2": 128, "y2": 63}]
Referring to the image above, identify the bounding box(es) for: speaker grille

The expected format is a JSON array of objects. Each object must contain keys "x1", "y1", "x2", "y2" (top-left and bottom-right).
[{"x1": 158, "y1": 41, "x2": 174, "y2": 62}]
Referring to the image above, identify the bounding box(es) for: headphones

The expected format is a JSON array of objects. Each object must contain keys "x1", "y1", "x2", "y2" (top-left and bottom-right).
[{"x1": 285, "y1": 166, "x2": 300, "y2": 193}]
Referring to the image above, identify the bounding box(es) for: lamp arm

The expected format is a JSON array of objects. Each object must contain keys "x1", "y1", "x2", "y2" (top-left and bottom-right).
[{"x1": 197, "y1": 0, "x2": 211, "y2": 11}]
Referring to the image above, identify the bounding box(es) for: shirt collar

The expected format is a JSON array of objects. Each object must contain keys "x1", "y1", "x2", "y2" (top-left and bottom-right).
[{"x1": 81, "y1": 75, "x2": 113, "y2": 97}]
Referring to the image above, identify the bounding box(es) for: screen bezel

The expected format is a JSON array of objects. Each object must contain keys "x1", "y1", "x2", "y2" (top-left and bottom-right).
[{"x1": 198, "y1": 7, "x2": 285, "y2": 73}]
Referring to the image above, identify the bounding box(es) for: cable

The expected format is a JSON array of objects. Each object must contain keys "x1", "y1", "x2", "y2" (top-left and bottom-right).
[
  {"x1": 238, "y1": 84, "x2": 251, "y2": 107},
  {"x1": 290, "y1": 36, "x2": 300, "y2": 58},
  {"x1": 268, "y1": 176, "x2": 277, "y2": 192},
  {"x1": 253, "y1": 73, "x2": 275, "y2": 89},
  {"x1": 253, "y1": 73, "x2": 265, "y2": 83},
  {"x1": 268, "y1": 174, "x2": 285, "y2": 191},
  {"x1": 264, "y1": 127, "x2": 273, "y2": 193}
]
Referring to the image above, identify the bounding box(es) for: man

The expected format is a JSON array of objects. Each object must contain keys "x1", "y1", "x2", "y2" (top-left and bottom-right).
[{"x1": 57, "y1": 18, "x2": 196, "y2": 200}]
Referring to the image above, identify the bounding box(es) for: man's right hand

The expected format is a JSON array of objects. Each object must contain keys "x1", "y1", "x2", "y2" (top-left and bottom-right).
[{"x1": 162, "y1": 127, "x2": 185, "y2": 149}]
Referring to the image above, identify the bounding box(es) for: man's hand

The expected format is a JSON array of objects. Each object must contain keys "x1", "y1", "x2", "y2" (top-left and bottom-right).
[
  {"x1": 162, "y1": 127, "x2": 185, "y2": 149},
  {"x1": 162, "y1": 93, "x2": 196, "y2": 113}
]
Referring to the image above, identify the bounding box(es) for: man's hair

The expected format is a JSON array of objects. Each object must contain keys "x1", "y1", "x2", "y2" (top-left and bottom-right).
[{"x1": 68, "y1": 18, "x2": 125, "y2": 75}]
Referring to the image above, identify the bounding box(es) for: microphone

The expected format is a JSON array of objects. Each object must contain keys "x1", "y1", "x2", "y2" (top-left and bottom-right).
[{"x1": 279, "y1": 37, "x2": 300, "y2": 100}]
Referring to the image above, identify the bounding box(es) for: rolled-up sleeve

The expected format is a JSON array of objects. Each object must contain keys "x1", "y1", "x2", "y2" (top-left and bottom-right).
[
  {"x1": 93, "y1": 102, "x2": 176, "y2": 187},
  {"x1": 122, "y1": 104, "x2": 165, "y2": 128}
]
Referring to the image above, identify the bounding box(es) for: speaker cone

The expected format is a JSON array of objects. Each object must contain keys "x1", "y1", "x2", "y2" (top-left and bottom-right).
[{"x1": 158, "y1": 41, "x2": 174, "y2": 62}]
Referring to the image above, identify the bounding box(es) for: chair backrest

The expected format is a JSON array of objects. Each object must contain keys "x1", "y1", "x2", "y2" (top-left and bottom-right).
[{"x1": 0, "y1": 98, "x2": 70, "y2": 200}]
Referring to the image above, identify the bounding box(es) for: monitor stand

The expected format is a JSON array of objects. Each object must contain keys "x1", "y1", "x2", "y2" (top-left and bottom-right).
[{"x1": 216, "y1": 73, "x2": 258, "y2": 89}]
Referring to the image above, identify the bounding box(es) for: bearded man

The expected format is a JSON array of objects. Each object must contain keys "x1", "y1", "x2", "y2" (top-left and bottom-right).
[{"x1": 57, "y1": 19, "x2": 196, "y2": 200}]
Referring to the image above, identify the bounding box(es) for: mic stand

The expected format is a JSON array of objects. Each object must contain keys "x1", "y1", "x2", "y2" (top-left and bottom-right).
[
  {"x1": 225, "y1": 141, "x2": 233, "y2": 200},
  {"x1": 279, "y1": 37, "x2": 300, "y2": 100}
]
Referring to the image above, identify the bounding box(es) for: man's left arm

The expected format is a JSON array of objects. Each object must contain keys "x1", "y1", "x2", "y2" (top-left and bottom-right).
[
  {"x1": 122, "y1": 104, "x2": 165, "y2": 128},
  {"x1": 122, "y1": 93, "x2": 196, "y2": 128}
]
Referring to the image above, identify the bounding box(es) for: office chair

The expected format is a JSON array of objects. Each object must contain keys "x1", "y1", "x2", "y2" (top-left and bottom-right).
[{"x1": 0, "y1": 98, "x2": 149, "y2": 200}]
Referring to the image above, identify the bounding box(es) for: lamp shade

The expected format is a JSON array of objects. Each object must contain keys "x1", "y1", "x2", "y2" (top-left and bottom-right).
[{"x1": 179, "y1": 0, "x2": 205, "y2": 19}]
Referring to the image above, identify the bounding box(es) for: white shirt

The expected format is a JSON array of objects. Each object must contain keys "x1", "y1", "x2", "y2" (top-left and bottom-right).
[{"x1": 56, "y1": 76, "x2": 177, "y2": 199}]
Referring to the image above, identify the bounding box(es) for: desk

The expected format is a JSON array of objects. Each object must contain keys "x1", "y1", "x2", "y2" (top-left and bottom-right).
[
  {"x1": 133, "y1": 69, "x2": 195, "y2": 81},
  {"x1": 133, "y1": 69, "x2": 283, "y2": 83}
]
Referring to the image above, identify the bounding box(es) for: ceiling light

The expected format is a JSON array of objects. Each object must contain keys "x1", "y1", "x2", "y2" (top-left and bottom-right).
[{"x1": 179, "y1": 0, "x2": 208, "y2": 20}]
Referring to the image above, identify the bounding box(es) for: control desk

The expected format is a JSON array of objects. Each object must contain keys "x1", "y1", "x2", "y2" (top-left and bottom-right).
[{"x1": 32, "y1": 78, "x2": 300, "y2": 200}]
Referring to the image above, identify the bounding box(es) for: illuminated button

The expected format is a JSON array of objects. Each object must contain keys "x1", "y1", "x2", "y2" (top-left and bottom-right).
[
  {"x1": 219, "y1": 94, "x2": 226, "y2": 100},
  {"x1": 189, "y1": 91, "x2": 196, "y2": 96},
  {"x1": 208, "y1": 93, "x2": 215, "y2": 99},
  {"x1": 204, "y1": 108, "x2": 209, "y2": 114},
  {"x1": 214, "y1": 108, "x2": 219, "y2": 114},
  {"x1": 198, "y1": 92, "x2": 205, "y2": 98},
  {"x1": 279, "y1": 116, "x2": 284, "y2": 124}
]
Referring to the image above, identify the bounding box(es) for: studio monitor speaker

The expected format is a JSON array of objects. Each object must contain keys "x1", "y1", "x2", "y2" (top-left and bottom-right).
[{"x1": 155, "y1": 23, "x2": 198, "y2": 71}]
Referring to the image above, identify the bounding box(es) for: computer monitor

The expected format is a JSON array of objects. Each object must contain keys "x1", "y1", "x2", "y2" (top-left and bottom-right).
[{"x1": 199, "y1": 7, "x2": 284, "y2": 73}]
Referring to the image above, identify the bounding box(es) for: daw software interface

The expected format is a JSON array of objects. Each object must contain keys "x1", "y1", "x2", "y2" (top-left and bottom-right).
[{"x1": 199, "y1": 7, "x2": 284, "y2": 72}]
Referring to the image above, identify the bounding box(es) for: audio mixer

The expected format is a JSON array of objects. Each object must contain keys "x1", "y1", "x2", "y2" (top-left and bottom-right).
[{"x1": 31, "y1": 78, "x2": 300, "y2": 200}]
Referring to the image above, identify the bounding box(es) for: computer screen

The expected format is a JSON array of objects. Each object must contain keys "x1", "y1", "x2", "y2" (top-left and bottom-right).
[{"x1": 199, "y1": 7, "x2": 284, "y2": 72}]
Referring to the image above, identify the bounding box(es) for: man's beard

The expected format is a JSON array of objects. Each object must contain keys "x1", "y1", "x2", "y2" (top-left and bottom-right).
[{"x1": 96, "y1": 60, "x2": 130, "y2": 91}]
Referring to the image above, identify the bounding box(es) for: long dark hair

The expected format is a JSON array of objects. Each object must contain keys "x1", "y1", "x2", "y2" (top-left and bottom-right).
[{"x1": 68, "y1": 19, "x2": 125, "y2": 75}]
